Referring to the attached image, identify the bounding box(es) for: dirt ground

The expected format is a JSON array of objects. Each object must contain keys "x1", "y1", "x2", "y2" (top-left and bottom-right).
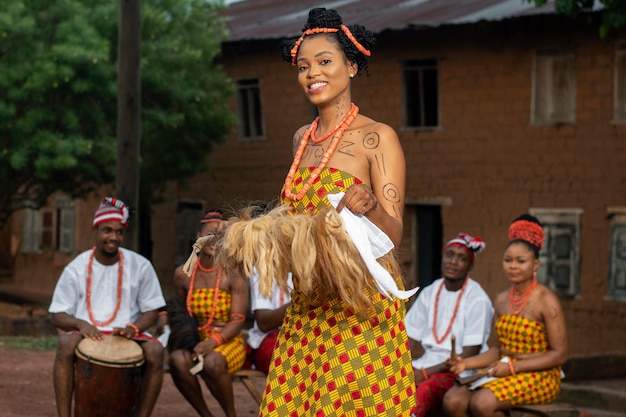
[
  {"x1": 0, "y1": 298, "x2": 265, "y2": 417},
  {"x1": 0, "y1": 342, "x2": 266, "y2": 417}
]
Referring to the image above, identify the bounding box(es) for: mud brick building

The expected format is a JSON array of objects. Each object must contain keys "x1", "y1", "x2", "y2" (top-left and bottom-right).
[{"x1": 3, "y1": 1, "x2": 626, "y2": 354}]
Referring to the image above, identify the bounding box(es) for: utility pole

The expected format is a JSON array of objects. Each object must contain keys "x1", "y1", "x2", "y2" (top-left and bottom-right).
[{"x1": 116, "y1": 0, "x2": 141, "y2": 251}]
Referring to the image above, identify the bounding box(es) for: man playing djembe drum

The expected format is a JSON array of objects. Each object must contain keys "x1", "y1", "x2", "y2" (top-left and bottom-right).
[{"x1": 49, "y1": 197, "x2": 166, "y2": 417}]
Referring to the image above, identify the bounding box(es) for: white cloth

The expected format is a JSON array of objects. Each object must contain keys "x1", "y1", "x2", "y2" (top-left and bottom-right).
[
  {"x1": 158, "y1": 325, "x2": 171, "y2": 347},
  {"x1": 49, "y1": 248, "x2": 166, "y2": 332},
  {"x1": 247, "y1": 272, "x2": 293, "y2": 349},
  {"x1": 405, "y1": 277, "x2": 494, "y2": 377},
  {"x1": 326, "y1": 192, "x2": 418, "y2": 300}
]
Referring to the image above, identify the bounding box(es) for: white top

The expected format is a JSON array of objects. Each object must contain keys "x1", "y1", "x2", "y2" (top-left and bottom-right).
[
  {"x1": 49, "y1": 248, "x2": 166, "y2": 332},
  {"x1": 405, "y1": 277, "x2": 494, "y2": 376},
  {"x1": 326, "y1": 192, "x2": 418, "y2": 300},
  {"x1": 247, "y1": 272, "x2": 293, "y2": 349}
]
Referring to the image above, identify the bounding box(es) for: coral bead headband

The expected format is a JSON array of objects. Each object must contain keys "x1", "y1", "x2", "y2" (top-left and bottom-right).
[
  {"x1": 508, "y1": 220, "x2": 544, "y2": 251},
  {"x1": 290, "y1": 25, "x2": 371, "y2": 66},
  {"x1": 201, "y1": 211, "x2": 224, "y2": 224}
]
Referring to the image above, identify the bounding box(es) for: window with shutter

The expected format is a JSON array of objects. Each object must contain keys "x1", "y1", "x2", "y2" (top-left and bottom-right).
[
  {"x1": 21, "y1": 204, "x2": 41, "y2": 254},
  {"x1": 20, "y1": 197, "x2": 76, "y2": 255},
  {"x1": 237, "y1": 78, "x2": 265, "y2": 141},
  {"x1": 530, "y1": 209, "x2": 581, "y2": 298},
  {"x1": 532, "y1": 48, "x2": 576, "y2": 125},
  {"x1": 41, "y1": 209, "x2": 55, "y2": 249},
  {"x1": 608, "y1": 210, "x2": 626, "y2": 302},
  {"x1": 56, "y1": 197, "x2": 76, "y2": 254},
  {"x1": 614, "y1": 43, "x2": 626, "y2": 123},
  {"x1": 403, "y1": 59, "x2": 439, "y2": 129}
]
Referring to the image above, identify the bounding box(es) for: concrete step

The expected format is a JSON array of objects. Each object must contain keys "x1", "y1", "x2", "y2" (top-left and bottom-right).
[
  {"x1": 558, "y1": 381, "x2": 626, "y2": 414},
  {"x1": 0, "y1": 284, "x2": 52, "y2": 308},
  {"x1": 0, "y1": 315, "x2": 57, "y2": 337},
  {"x1": 579, "y1": 409, "x2": 626, "y2": 417}
]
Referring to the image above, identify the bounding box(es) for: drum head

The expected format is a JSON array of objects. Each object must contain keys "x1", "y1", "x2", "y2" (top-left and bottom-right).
[{"x1": 76, "y1": 335, "x2": 144, "y2": 368}]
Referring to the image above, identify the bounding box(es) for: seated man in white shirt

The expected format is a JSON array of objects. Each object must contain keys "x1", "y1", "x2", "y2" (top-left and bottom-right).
[
  {"x1": 49, "y1": 197, "x2": 166, "y2": 417},
  {"x1": 245, "y1": 272, "x2": 293, "y2": 373},
  {"x1": 405, "y1": 233, "x2": 494, "y2": 417}
]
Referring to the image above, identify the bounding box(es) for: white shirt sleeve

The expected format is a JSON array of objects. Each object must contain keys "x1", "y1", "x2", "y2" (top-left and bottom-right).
[
  {"x1": 247, "y1": 272, "x2": 293, "y2": 349},
  {"x1": 461, "y1": 283, "x2": 494, "y2": 348},
  {"x1": 49, "y1": 253, "x2": 86, "y2": 316},
  {"x1": 405, "y1": 284, "x2": 434, "y2": 342},
  {"x1": 136, "y1": 256, "x2": 166, "y2": 313},
  {"x1": 250, "y1": 272, "x2": 292, "y2": 312},
  {"x1": 250, "y1": 272, "x2": 273, "y2": 312}
]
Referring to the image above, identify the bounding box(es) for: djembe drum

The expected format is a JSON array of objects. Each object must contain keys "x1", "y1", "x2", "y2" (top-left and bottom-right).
[{"x1": 74, "y1": 335, "x2": 145, "y2": 417}]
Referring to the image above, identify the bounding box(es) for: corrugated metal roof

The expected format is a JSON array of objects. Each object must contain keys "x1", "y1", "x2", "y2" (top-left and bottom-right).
[{"x1": 224, "y1": 0, "x2": 558, "y2": 42}]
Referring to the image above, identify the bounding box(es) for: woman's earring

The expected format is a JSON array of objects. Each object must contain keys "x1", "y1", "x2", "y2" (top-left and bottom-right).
[{"x1": 350, "y1": 74, "x2": 354, "y2": 78}]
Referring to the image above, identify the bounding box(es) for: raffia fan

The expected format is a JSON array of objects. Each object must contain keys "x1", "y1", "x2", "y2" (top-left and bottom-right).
[{"x1": 216, "y1": 205, "x2": 383, "y2": 312}]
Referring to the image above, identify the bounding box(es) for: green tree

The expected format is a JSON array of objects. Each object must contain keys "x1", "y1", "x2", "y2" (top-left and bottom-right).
[
  {"x1": 0, "y1": 0, "x2": 235, "y2": 229},
  {"x1": 528, "y1": 0, "x2": 626, "y2": 37}
]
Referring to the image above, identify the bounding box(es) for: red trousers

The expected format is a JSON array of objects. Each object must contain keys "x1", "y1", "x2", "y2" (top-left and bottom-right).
[
  {"x1": 414, "y1": 371, "x2": 456, "y2": 417},
  {"x1": 244, "y1": 329, "x2": 279, "y2": 373}
]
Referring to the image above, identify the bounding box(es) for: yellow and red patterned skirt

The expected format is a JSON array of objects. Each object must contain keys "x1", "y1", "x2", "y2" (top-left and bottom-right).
[
  {"x1": 189, "y1": 288, "x2": 246, "y2": 374},
  {"x1": 261, "y1": 166, "x2": 417, "y2": 416},
  {"x1": 482, "y1": 314, "x2": 561, "y2": 406},
  {"x1": 259, "y1": 287, "x2": 417, "y2": 416}
]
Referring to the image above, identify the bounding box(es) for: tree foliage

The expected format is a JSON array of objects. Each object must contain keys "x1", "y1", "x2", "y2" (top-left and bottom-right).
[
  {"x1": 528, "y1": 0, "x2": 626, "y2": 37},
  {"x1": 0, "y1": 0, "x2": 235, "y2": 228}
]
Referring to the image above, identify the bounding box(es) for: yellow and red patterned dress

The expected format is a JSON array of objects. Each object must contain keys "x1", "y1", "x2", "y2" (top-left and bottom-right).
[
  {"x1": 483, "y1": 314, "x2": 561, "y2": 406},
  {"x1": 258, "y1": 167, "x2": 417, "y2": 416},
  {"x1": 188, "y1": 288, "x2": 246, "y2": 373}
]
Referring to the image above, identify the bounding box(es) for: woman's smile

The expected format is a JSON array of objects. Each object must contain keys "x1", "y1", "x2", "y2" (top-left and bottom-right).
[{"x1": 308, "y1": 81, "x2": 328, "y2": 93}]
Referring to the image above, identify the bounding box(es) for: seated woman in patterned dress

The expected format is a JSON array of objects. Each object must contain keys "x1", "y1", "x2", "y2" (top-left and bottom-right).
[
  {"x1": 443, "y1": 214, "x2": 569, "y2": 417},
  {"x1": 167, "y1": 210, "x2": 248, "y2": 417}
]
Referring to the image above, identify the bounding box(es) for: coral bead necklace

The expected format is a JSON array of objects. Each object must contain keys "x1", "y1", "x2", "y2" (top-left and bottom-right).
[
  {"x1": 197, "y1": 259, "x2": 217, "y2": 273},
  {"x1": 509, "y1": 278, "x2": 537, "y2": 315},
  {"x1": 186, "y1": 258, "x2": 221, "y2": 332},
  {"x1": 283, "y1": 103, "x2": 359, "y2": 201},
  {"x1": 432, "y1": 277, "x2": 468, "y2": 344},
  {"x1": 86, "y1": 247, "x2": 124, "y2": 327}
]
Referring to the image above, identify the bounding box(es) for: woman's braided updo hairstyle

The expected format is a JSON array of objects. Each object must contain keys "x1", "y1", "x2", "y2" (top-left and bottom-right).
[{"x1": 281, "y1": 7, "x2": 376, "y2": 76}]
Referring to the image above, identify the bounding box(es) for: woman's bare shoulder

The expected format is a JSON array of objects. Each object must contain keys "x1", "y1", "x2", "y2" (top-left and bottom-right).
[
  {"x1": 174, "y1": 264, "x2": 185, "y2": 276},
  {"x1": 354, "y1": 115, "x2": 397, "y2": 135},
  {"x1": 349, "y1": 116, "x2": 400, "y2": 152},
  {"x1": 291, "y1": 124, "x2": 312, "y2": 146},
  {"x1": 493, "y1": 289, "x2": 509, "y2": 313},
  {"x1": 536, "y1": 284, "x2": 563, "y2": 313},
  {"x1": 173, "y1": 266, "x2": 189, "y2": 285},
  {"x1": 294, "y1": 123, "x2": 312, "y2": 137}
]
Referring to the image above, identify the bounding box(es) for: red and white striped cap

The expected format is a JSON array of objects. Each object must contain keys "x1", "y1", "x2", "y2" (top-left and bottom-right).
[
  {"x1": 444, "y1": 232, "x2": 486, "y2": 262},
  {"x1": 92, "y1": 197, "x2": 129, "y2": 228}
]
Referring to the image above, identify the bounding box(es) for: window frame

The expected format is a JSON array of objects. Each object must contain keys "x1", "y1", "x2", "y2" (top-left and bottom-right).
[
  {"x1": 56, "y1": 197, "x2": 76, "y2": 254},
  {"x1": 531, "y1": 47, "x2": 577, "y2": 126},
  {"x1": 20, "y1": 197, "x2": 76, "y2": 254},
  {"x1": 236, "y1": 78, "x2": 266, "y2": 142},
  {"x1": 530, "y1": 208, "x2": 582, "y2": 299},
  {"x1": 607, "y1": 208, "x2": 626, "y2": 302},
  {"x1": 613, "y1": 42, "x2": 626, "y2": 124},
  {"x1": 402, "y1": 59, "x2": 440, "y2": 130},
  {"x1": 21, "y1": 203, "x2": 42, "y2": 254}
]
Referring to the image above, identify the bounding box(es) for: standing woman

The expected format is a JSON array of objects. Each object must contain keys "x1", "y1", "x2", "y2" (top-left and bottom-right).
[
  {"x1": 443, "y1": 214, "x2": 568, "y2": 417},
  {"x1": 259, "y1": 7, "x2": 416, "y2": 417},
  {"x1": 167, "y1": 210, "x2": 248, "y2": 417}
]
